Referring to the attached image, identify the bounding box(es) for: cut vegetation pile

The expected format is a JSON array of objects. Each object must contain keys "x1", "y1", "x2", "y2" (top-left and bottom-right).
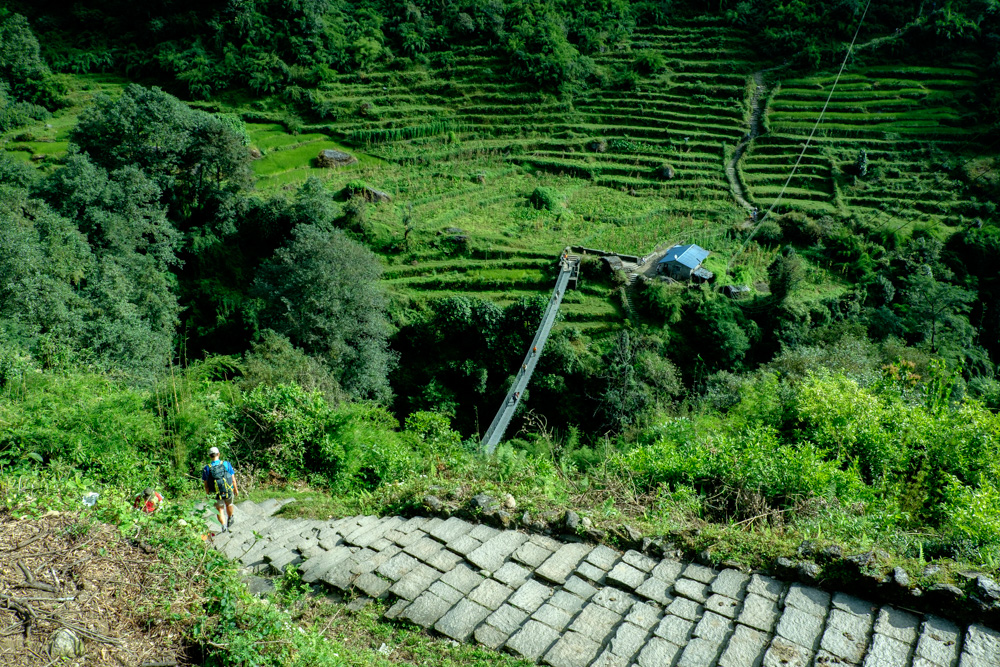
[{"x1": 0, "y1": 512, "x2": 189, "y2": 667}]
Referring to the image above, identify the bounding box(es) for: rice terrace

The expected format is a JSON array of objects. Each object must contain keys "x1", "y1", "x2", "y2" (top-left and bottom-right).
[{"x1": 2, "y1": 1, "x2": 1000, "y2": 665}]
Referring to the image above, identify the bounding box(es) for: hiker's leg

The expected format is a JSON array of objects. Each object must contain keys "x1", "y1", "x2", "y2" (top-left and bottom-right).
[
  {"x1": 225, "y1": 498, "x2": 235, "y2": 520},
  {"x1": 215, "y1": 499, "x2": 226, "y2": 527}
]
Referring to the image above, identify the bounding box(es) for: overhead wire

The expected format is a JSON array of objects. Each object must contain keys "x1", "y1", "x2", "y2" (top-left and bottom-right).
[{"x1": 726, "y1": 0, "x2": 874, "y2": 276}]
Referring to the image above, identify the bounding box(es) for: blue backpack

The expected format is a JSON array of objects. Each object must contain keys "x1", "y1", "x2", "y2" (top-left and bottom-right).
[{"x1": 209, "y1": 460, "x2": 235, "y2": 499}]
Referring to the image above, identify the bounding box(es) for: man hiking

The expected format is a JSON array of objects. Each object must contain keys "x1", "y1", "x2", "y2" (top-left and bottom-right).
[{"x1": 202, "y1": 446, "x2": 238, "y2": 532}]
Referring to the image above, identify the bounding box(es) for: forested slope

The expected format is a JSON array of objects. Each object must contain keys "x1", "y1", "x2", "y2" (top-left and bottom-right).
[{"x1": 2, "y1": 2, "x2": 1000, "y2": 662}]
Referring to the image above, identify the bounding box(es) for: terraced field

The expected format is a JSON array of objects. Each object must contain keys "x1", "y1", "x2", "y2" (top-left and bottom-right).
[
  {"x1": 2, "y1": 23, "x2": 990, "y2": 337},
  {"x1": 743, "y1": 64, "x2": 985, "y2": 229},
  {"x1": 281, "y1": 18, "x2": 763, "y2": 333}
]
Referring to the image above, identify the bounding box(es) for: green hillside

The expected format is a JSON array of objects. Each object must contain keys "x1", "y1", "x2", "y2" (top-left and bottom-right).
[{"x1": 3, "y1": 2, "x2": 1000, "y2": 663}]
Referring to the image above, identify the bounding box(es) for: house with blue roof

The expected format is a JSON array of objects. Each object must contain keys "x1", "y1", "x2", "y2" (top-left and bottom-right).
[{"x1": 657, "y1": 244, "x2": 714, "y2": 282}]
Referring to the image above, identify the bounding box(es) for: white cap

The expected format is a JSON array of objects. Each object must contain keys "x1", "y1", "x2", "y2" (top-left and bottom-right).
[{"x1": 208, "y1": 446, "x2": 220, "y2": 455}]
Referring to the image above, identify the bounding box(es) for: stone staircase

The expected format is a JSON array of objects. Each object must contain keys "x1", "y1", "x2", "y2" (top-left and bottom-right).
[{"x1": 205, "y1": 500, "x2": 1000, "y2": 667}]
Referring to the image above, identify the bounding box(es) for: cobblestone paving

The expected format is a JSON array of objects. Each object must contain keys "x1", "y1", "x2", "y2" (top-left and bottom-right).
[{"x1": 208, "y1": 501, "x2": 1000, "y2": 667}]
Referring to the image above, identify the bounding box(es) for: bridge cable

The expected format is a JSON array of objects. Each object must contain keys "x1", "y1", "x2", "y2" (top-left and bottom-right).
[{"x1": 726, "y1": 0, "x2": 873, "y2": 276}]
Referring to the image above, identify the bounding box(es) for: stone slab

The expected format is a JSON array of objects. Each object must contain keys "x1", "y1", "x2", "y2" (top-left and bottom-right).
[
  {"x1": 637, "y1": 637, "x2": 682, "y2": 667},
  {"x1": 623, "y1": 550, "x2": 658, "y2": 573},
  {"x1": 429, "y1": 517, "x2": 474, "y2": 543},
  {"x1": 428, "y1": 580, "x2": 464, "y2": 605},
  {"x1": 874, "y1": 606, "x2": 920, "y2": 645},
  {"x1": 440, "y1": 563, "x2": 484, "y2": 594},
  {"x1": 785, "y1": 583, "x2": 831, "y2": 618},
  {"x1": 718, "y1": 624, "x2": 770, "y2": 667},
  {"x1": 425, "y1": 547, "x2": 464, "y2": 573},
  {"x1": 533, "y1": 603, "x2": 574, "y2": 631},
  {"x1": 652, "y1": 560, "x2": 684, "y2": 585},
  {"x1": 494, "y1": 562, "x2": 532, "y2": 588},
  {"x1": 593, "y1": 586, "x2": 637, "y2": 615},
  {"x1": 355, "y1": 572, "x2": 392, "y2": 598},
  {"x1": 626, "y1": 601, "x2": 661, "y2": 631},
  {"x1": 677, "y1": 637, "x2": 724, "y2": 667},
  {"x1": 963, "y1": 624, "x2": 1000, "y2": 664},
  {"x1": 544, "y1": 630, "x2": 602, "y2": 667},
  {"x1": 475, "y1": 623, "x2": 510, "y2": 650},
  {"x1": 763, "y1": 636, "x2": 813, "y2": 667},
  {"x1": 916, "y1": 615, "x2": 961, "y2": 667},
  {"x1": 389, "y1": 562, "x2": 441, "y2": 601},
  {"x1": 514, "y1": 540, "x2": 556, "y2": 568},
  {"x1": 447, "y1": 534, "x2": 482, "y2": 556},
  {"x1": 575, "y1": 561, "x2": 608, "y2": 584},
  {"x1": 468, "y1": 531, "x2": 529, "y2": 572},
  {"x1": 706, "y1": 593, "x2": 741, "y2": 619},
  {"x1": 550, "y1": 590, "x2": 586, "y2": 615},
  {"x1": 509, "y1": 578, "x2": 554, "y2": 614},
  {"x1": 402, "y1": 591, "x2": 452, "y2": 628},
  {"x1": 739, "y1": 593, "x2": 782, "y2": 633},
  {"x1": 468, "y1": 578, "x2": 515, "y2": 611},
  {"x1": 487, "y1": 603, "x2": 529, "y2": 635},
  {"x1": 832, "y1": 593, "x2": 877, "y2": 620},
  {"x1": 376, "y1": 552, "x2": 419, "y2": 581},
  {"x1": 777, "y1": 605, "x2": 826, "y2": 652},
  {"x1": 536, "y1": 543, "x2": 593, "y2": 585},
  {"x1": 683, "y1": 563, "x2": 717, "y2": 584},
  {"x1": 403, "y1": 535, "x2": 445, "y2": 562},
  {"x1": 862, "y1": 633, "x2": 912, "y2": 667},
  {"x1": 655, "y1": 613, "x2": 696, "y2": 645},
  {"x1": 435, "y1": 598, "x2": 491, "y2": 642},
  {"x1": 564, "y1": 575, "x2": 598, "y2": 601},
  {"x1": 668, "y1": 596, "x2": 703, "y2": 622},
  {"x1": 674, "y1": 577, "x2": 710, "y2": 603},
  {"x1": 820, "y1": 608, "x2": 873, "y2": 664},
  {"x1": 712, "y1": 569, "x2": 751, "y2": 599},
  {"x1": 568, "y1": 602, "x2": 622, "y2": 642},
  {"x1": 587, "y1": 545, "x2": 620, "y2": 570},
  {"x1": 694, "y1": 610, "x2": 735, "y2": 642},
  {"x1": 607, "y1": 562, "x2": 646, "y2": 591},
  {"x1": 507, "y1": 620, "x2": 562, "y2": 661},
  {"x1": 636, "y1": 576, "x2": 673, "y2": 605},
  {"x1": 609, "y1": 621, "x2": 649, "y2": 659},
  {"x1": 748, "y1": 574, "x2": 785, "y2": 601}
]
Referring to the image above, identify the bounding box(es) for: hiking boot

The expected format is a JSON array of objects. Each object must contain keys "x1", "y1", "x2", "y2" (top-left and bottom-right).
[
  {"x1": 220, "y1": 524, "x2": 228, "y2": 533},
  {"x1": 228, "y1": 515, "x2": 236, "y2": 527}
]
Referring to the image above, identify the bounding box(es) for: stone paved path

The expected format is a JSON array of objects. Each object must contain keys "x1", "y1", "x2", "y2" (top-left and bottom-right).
[{"x1": 206, "y1": 500, "x2": 1000, "y2": 667}]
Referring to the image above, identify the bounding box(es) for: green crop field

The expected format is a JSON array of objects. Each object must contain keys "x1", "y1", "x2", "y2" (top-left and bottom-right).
[
  {"x1": 743, "y1": 63, "x2": 986, "y2": 233},
  {"x1": 1, "y1": 20, "x2": 988, "y2": 338}
]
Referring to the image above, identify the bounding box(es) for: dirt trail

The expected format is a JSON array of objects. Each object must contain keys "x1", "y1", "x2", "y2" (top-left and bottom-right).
[{"x1": 725, "y1": 71, "x2": 769, "y2": 211}]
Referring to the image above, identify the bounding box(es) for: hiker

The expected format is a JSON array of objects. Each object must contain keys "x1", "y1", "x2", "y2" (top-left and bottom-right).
[
  {"x1": 133, "y1": 487, "x2": 163, "y2": 514},
  {"x1": 202, "y1": 446, "x2": 238, "y2": 532}
]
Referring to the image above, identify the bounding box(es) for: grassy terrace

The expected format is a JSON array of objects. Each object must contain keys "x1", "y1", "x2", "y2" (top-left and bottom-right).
[
  {"x1": 1, "y1": 27, "x2": 989, "y2": 337},
  {"x1": 743, "y1": 63, "x2": 985, "y2": 229}
]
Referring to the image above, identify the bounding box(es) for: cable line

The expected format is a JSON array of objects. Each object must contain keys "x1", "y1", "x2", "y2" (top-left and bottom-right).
[{"x1": 727, "y1": 0, "x2": 874, "y2": 275}]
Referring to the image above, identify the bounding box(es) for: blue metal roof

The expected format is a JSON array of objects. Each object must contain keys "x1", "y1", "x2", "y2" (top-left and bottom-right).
[{"x1": 658, "y1": 244, "x2": 709, "y2": 269}]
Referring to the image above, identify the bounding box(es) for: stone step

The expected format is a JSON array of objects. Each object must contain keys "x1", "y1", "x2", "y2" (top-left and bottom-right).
[{"x1": 209, "y1": 511, "x2": 1000, "y2": 667}]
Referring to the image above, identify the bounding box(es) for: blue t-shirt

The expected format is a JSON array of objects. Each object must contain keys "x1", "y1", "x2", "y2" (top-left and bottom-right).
[{"x1": 202, "y1": 460, "x2": 235, "y2": 484}]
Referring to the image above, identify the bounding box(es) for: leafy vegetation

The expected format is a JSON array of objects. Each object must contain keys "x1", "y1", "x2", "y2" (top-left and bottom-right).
[{"x1": 1, "y1": 2, "x2": 1000, "y2": 660}]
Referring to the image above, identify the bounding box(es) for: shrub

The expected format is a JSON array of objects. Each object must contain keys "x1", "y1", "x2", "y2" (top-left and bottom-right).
[
  {"x1": 633, "y1": 50, "x2": 667, "y2": 74},
  {"x1": 529, "y1": 186, "x2": 564, "y2": 211}
]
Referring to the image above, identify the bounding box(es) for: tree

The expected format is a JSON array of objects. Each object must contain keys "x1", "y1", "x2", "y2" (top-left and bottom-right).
[
  {"x1": 0, "y1": 13, "x2": 62, "y2": 107},
  {"x1": 254, "y1": 223, "x2": 395, "y2": 402},
  {"x1": 768, "y1": 247, "x2": 804, "y2": 302},
  {"x1": 597, "y1": 331, "x2": 650, "y2": 431},
  {"x1": 69, "y1": 84, "x2": 251, "y2": 235},
  {"x1": 901, "y1": 269, "x2": 974, "y2": 354}
]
